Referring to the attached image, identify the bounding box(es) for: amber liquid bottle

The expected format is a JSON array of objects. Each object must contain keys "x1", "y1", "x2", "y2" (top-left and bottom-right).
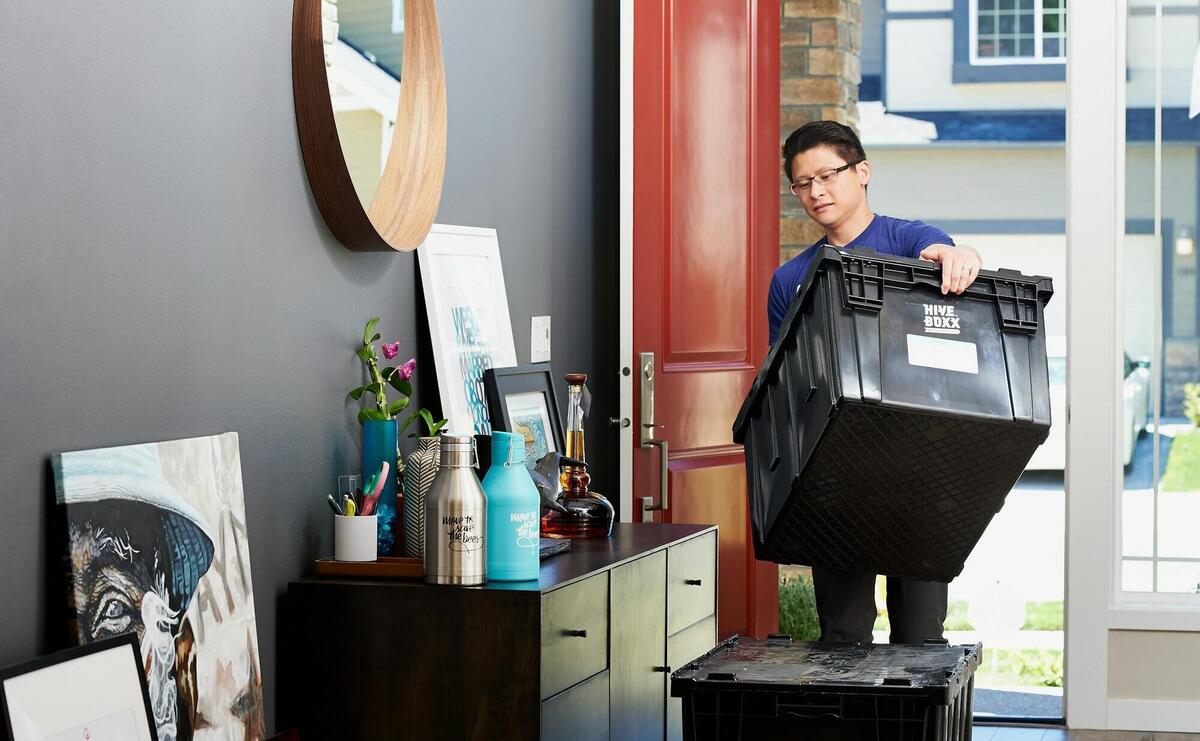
[{"x1": 542, "y1": 373, "x2": 614, "y2": 538}]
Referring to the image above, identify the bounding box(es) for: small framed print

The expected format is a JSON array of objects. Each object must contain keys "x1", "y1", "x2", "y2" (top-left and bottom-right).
[
  {"x1": 1, "y1": 633, "x2": 156, "y2": 741},
  {"x1": 484, "y1": 363, "x2": 565, "y2": 470}
]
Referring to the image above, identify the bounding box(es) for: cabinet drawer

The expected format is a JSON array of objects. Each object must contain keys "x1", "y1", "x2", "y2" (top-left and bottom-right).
[
  {"x1": 541, "y1": 670, "x2": 609, "y2": 741},
  {"x1": 541, "y1": 573, "x2": 609, "y2": 700},
  {"x1": 666, "y1": 531, "x2": 717, "y2": 635},
  {"x1": 666, "y1": 614, "x2": 716, "y2": 741}
]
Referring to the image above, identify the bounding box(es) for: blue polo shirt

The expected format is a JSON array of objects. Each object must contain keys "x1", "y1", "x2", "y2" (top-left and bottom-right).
[{"x1": 767, "y1": 214, "x2": 955, "y2": 344}]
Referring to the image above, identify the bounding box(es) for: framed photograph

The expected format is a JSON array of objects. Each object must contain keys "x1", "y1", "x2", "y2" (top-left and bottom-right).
[
  {"x1": 417, "y1": 224, "x2": 518, "y2": 435},
  {"x1": 1, "y1": 633, "x2": 157, "y2": 741},
  {"x1": 484, "y1": 363, "x2": 565, "y2": 469}
]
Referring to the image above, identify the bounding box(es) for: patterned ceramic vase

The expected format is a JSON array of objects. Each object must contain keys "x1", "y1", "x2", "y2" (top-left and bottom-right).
[{"x1": 403, "y1": 436, "x2": 441, "y2": 558}]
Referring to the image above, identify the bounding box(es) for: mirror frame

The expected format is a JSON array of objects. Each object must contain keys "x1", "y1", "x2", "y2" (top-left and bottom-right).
[{"x1": 292, "y1": 0, "x2": 446, "y2": 252}]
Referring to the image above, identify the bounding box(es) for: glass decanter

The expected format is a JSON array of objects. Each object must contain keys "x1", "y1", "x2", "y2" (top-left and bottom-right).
[{"x1": 541, "y1": 373, "x2": 615, "y2": 538}]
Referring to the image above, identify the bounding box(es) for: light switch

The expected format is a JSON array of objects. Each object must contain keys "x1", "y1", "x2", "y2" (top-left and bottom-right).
[{"x1": 531, "y1": 316, "x2": 552, "y2": 363}]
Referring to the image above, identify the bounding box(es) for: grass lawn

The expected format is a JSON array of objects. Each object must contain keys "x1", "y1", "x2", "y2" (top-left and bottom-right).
[
  {"x1": 1161, "y1": 428, "x2": 1200, "y2": 491},
  {"x1": 1021, "y1": 601, "x2": 1063, "y2": 631}
]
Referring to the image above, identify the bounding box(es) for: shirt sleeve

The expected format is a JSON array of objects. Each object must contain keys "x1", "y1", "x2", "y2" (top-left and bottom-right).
[
  {"x1": 904, "y1": 220, "x2": 956, "y2": 259},
  {"x1": 767, "y1": 271, "x2": 789, "y2": 346}
]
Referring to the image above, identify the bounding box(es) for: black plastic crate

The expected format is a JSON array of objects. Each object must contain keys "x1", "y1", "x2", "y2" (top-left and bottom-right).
[
  {"x1": 733, "y1": 247, "x2": 1053, "y2": 581},
  {"x1": 671, "y1": 635, "x2": 981, "y2": 741}
]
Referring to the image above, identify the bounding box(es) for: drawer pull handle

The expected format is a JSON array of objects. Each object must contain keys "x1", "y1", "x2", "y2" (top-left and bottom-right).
[
  {"x1": 562, "y1": 629, "x2": 588, "y2": 638},
  {"x1": 652, "y1": 665, "x2": 672, "y2": 673},
  {"x1": 684, "y1": 579, "x2": 703, "y2": 586}
]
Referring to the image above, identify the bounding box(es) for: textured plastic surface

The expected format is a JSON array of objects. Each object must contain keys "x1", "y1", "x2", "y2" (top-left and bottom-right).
[
  {"x1": 671, "y1": 635, "x2": 981, "y2": 741},
  {"x1": 734, "y1": 247, "x2": 1054, "y2": 581}
]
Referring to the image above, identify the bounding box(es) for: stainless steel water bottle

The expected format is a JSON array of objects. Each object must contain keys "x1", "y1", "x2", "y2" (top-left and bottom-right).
[{"x1": 423, "y1": 434, "x2": 488, "y2": 585}]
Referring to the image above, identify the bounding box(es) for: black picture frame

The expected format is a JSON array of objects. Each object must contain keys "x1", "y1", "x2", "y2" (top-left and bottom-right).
[
  {"x1": 0, "y1": 633, "x2": 157, "y2": 740},
  {"x1": 483, "y1": 363, "x2": 566, "y2": 465}
]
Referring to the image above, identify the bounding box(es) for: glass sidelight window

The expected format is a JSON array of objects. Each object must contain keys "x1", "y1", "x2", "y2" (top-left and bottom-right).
[{"x1": 1119, "y1": 0, "x2": 1200, "y2": 597}]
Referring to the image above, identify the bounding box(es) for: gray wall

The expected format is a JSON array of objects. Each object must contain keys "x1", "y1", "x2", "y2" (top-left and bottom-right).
[{"x1": 0, "y1": 0, "x2": 616, "y2": 732}]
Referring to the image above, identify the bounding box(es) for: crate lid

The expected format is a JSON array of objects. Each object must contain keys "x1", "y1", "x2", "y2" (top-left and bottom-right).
[
  {"x1": 733, "y1": 246, "x2": 1054, "y2": 442},
  {"x1": 671, "y1": 634, "x2": 982, "y2": 702}
]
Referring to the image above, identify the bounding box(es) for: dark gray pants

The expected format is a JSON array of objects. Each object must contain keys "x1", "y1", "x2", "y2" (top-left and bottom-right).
[{"x1": 812, "y1": 566, "x2": 948, "y2": 644}]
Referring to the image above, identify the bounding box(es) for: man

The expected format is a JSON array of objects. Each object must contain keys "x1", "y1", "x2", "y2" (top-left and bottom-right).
[{"x1": 770, "y1": 120, "x2": 983, "y2": 644}]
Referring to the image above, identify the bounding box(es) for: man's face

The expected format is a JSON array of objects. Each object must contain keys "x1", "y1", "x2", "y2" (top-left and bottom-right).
[{"x1": 790, "y1": 145, "x2": 870, "y2": 230}]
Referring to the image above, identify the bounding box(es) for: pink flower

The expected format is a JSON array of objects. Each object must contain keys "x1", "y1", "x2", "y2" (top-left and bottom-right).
[
  {"x1": 381, "y1": 340, "x2": 401, "y2": 360},
  {"x1": 399, "y1": 358, "x2": 417, "y2": 380}
]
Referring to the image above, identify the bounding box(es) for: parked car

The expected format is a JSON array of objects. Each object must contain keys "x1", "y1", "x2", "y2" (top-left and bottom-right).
[{"x1": 1023, "y1": 336, "x2": 1152, "y2": 471}]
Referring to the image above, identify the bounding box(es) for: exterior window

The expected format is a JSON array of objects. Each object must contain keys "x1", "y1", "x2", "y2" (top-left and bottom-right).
[{"x1": 973, "y1": 0, "x2": 1066, "y2": 63}]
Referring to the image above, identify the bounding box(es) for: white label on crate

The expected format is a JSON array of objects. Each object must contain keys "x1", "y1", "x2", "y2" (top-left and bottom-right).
[{"x1": 906, "y1": 334, "x2": 979, "y2": 374}]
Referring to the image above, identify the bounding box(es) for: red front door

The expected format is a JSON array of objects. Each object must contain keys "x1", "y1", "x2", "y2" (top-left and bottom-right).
[{"x1": 632, "y1": 0, "x2": 780, "y2": 640}]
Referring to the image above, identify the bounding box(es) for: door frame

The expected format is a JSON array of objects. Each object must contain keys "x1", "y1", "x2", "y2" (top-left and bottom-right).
[
  {"x1": 619, "y1": 0, "x2": 635, "y2": 521},
  {"x1": 1063, "y1": 0, "x2": 1124, "y2": 726}
]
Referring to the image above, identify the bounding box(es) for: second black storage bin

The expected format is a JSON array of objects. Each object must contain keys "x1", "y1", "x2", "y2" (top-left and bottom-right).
[{"x1": 733, "y1": 246, "x2": 1054, "y2": 582}]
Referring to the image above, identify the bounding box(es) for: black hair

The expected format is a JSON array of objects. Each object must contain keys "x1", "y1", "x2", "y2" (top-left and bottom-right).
[{"x1": 781, "y1": 121, "x2": 867, "y2": 182}]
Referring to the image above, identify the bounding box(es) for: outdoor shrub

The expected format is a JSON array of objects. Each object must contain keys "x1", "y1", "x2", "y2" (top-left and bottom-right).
[
  {"x1": 778, "y1": 572, "x2": 821, "y2": 640},
  {"x1": 1017, "y1": 651, "x2": 1063, "y2": 688},
  {"x1": 1184, "y1": 383, "x2": 1200, "y2": 428}
]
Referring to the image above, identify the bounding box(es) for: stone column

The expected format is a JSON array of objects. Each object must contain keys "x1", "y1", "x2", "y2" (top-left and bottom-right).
[{"x1": 780, "y1": 0, "x2": 862, "y2": 263}]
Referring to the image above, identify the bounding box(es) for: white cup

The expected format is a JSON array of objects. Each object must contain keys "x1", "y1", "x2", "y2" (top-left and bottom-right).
[{"x1": 334, "y1": 515, "x2": 378, "y2": 562}]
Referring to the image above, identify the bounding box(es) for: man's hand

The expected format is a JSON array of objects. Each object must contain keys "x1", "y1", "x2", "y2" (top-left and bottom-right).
[{"x1": 918, "y1": 243, "x2": 983, "y2": 295}]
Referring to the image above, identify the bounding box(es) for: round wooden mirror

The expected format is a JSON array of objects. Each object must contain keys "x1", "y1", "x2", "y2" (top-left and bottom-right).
[{"x1": 292, "y1": 0, "x2": 446, "y2": 252}]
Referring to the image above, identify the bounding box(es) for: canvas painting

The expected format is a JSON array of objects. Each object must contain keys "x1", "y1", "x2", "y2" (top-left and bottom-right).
[{"x1": 52, "y1": 433, "x2": 264, "y2": 741}]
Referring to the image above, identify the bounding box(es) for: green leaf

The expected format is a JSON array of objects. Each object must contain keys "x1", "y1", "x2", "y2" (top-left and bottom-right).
[
  {"x1": 420, "y1": 409, "x2": 447, "y2": 436},
  {"x1": 370, "y1": 333, "x2": 381, "y2": 343},
  {"x1": 355, "y1": 345, "x2": 373, "y2": 362},
  {"x1": 365, "y1": 382, "x2": 385, "y2": 398},
  {"x1": 388, "y1": 375, "x2": 413, "y2": 396},
  {"x1": 363, "y1": 317, "x2": 380, "y2": 345},
  {"x1": 358, "y1": 407, "x2": 387, "y2": 424},
  {"x1": 387, "y1": 398, "x2": 410, "y2": 417},
  {"x1": 398, "y1": 410, "x2": 419, "y2": 435},
  {"x1": 346, "y1": 386, "x2": 366, "y2": 401}
]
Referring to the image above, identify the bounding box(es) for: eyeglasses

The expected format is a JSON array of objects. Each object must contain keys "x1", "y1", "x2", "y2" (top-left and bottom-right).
[{"x1": 789, "y1": 160, "x2": 863, "y2": 196}]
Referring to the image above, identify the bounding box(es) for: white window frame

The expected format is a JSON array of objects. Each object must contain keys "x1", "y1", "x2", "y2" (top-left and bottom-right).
[
  {"x1": 1069, "y1": 0, "x2": 1200, "y2": 732},
  {"x1": 969, "y1": 0, "x2": 1066, "y2": 66},
  {"x1": 1111, "y1": 0, "x2": 1200, "y2": 607}
]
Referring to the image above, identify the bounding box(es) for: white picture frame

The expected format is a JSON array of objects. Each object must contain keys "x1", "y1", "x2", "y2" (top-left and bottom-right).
[
  {"x1": 1, "y1": 635, "x2": 157, "y2": 741},
  {"x1": 417, "y1": 224, "x2": 518, "y2": 435}
]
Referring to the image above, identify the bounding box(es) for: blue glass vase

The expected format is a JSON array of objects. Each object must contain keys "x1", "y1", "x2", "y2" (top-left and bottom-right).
[{"x1": 362, "y1": 418, "x2": 399, "y2": 556}]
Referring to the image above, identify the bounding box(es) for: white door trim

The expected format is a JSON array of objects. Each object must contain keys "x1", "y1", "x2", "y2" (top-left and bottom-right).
[
  {"x1": 1064, "y1": 0, "x2": 1126, "y2": 729},
  {"x1": 618, "y1": 0, "x2": 634, "y2": 522}
]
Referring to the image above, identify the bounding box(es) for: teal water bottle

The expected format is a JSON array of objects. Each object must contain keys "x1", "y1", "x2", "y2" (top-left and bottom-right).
[{"x1": 483, "y1": 432, "x2": 540, "y2": 581}]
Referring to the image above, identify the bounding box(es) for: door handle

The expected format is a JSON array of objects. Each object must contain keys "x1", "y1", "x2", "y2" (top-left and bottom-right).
[{"x1": 639, "y1": 352, "x2": 669, "y2": 522}]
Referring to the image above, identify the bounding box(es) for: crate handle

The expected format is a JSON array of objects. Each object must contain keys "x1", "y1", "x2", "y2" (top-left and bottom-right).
[
  {"x1": 562, "y1": 629, "x2": 588, "y2": 638},
  {"x1": 838, "y1": 252, "x2": 1049, "y2": 333},
  {"x1": 684, "y1": 578, "x2": 702, "y2": 586}
]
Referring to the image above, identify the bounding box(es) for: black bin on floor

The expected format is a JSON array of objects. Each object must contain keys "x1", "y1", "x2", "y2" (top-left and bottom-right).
[
  {"x1": 671, "y1": 635, "x2": 981, "y2": 741},
  {"x1": 733, "y1": 247, "x2": 1053, "y2": 581}
]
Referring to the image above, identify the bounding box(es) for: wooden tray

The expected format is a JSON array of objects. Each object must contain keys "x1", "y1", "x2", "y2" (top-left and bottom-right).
[{"x1": 313, "y1": 556, "x2": 423, "y2": 579}]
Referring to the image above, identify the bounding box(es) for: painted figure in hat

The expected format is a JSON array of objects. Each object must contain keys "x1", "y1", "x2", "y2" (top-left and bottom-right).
[{"x1": 54, "y1": 434, "x2": 264, "y2": 741}]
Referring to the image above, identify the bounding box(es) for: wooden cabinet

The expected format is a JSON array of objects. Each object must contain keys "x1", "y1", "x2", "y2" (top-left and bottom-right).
[
  {"x1": 610, "y1": 550, "x2": 667, "y2": 740},
  {"x1": 281, "y1": 524, "x2": 717, "y2": 741},
  {"x1": 541, "y1": 572, "x2": 609, "y2": 699}
]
